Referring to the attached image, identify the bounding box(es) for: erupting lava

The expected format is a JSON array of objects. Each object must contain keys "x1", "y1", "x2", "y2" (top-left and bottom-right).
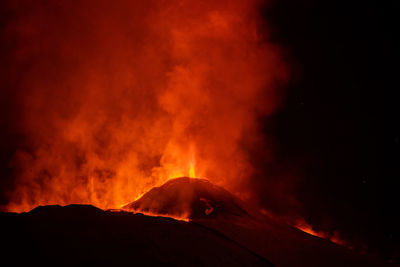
[
  {"x1": 189, "y1": 164, "x2": 196, "y2": 179},
  {"x1": 2, "y1": 0, "x2": 286, "y2": 213}
]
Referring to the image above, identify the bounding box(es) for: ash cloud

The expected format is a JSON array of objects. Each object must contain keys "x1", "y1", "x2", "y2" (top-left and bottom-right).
[{"x1": 0, "y1": 0, "x2": 287, "y2": 212}]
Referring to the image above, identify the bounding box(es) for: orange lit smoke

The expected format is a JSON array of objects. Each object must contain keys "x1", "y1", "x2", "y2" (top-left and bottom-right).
[{"x1": 2, "y1": 0, "x2": 286, "y2": 212}]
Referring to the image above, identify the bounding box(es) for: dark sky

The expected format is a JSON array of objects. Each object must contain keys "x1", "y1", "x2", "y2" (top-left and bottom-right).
[
  {"x1": 257, "y1": 0, "x2": 399, "y2": 261},
  {"x1": 0, "y1": 0, "x2": 399, "y2": 263}
]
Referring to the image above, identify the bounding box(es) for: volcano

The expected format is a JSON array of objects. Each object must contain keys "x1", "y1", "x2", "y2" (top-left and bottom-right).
[{"x1": 123, "y1": 177, "x2": 248, "y2": 219}]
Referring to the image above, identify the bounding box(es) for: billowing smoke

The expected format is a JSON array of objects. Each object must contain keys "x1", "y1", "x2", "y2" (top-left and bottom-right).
[{"x1": 0, "y1": 0, "x2": 286, "y2": 211}]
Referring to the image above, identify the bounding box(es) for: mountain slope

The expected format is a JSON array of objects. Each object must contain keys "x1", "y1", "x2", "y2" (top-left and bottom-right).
[
  {"x1": 0, "y1": 204, "x2": 270, "y2": 266},
  {"x1": 124, "y1": 177, "x2": 392, "y2": 266},
  {"x1": 123, "y1": 177, "x2": 248, "y2": 219}
]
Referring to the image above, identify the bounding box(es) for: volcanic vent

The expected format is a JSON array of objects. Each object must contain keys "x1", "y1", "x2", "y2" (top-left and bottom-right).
[{"x1": 123, "y1": 177, "x2": 248, "y2": 220}]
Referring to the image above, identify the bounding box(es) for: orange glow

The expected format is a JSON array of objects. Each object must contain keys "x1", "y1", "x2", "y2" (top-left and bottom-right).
[
  {"x1": 137, "y1": 210, "x2": 190, "y2": 223},
  {"x1": 297, "y1": 223, "x2": 324, "y2": 238},
  {"x1": 2, "y1": 0, "x2": 286, "y2": 212},
  {"x1": 189, "y1": 164, "x2": 196, "y2": 178},
  {"x1": 116, "y1": 209, "x2": 190, "y2": 222},
  {"x1": 295, "y1": 219, "x2": 346, "y2": 246}
]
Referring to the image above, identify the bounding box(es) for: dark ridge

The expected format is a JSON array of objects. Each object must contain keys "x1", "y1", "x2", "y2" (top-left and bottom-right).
[
  {"x1": 1, "y1": 204, "x2": 272, "y2": 266},
  {"x1": 0, "y1": 201, "x2": 391, "y2": 266},
  {"x1": 29, "y1": 204, "x2": 104, "y2": 216}
]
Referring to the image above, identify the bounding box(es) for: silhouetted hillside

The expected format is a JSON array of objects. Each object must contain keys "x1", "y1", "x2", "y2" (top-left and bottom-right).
[{"x1": 1, "y1": 204, "x2": 270, "y2": 266}]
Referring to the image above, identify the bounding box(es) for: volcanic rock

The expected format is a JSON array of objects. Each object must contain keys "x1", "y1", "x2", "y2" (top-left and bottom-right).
[{"x1": 123, "y1": 177, "x2": 248, "y2": 219}]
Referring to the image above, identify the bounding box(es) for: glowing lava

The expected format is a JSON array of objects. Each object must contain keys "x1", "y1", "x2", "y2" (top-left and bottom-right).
[
  {"x1": 296, "y1": 219, "x2": 345, "y2": 246},
  {"x1": 189, "y1": 163, "x2": 196, "y2": 178}
]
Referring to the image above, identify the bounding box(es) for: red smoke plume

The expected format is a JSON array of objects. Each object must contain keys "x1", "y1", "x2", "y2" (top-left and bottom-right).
[{"x1": 1, "y1": 0, "x2": 286, "y2": 212}]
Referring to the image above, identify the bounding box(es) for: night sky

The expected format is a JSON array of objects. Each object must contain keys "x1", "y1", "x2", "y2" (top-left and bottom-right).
[
  {"x1": 1, "y1": 0, "x2": 399, "y2": 263},
  {"x1": 256, "y1": 0, "x2": 399, "y2": 261}
]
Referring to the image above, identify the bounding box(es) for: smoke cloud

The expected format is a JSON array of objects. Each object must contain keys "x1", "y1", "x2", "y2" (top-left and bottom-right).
[{"x1": 1, "y1": 0, "x2": 286, "y2": 211}]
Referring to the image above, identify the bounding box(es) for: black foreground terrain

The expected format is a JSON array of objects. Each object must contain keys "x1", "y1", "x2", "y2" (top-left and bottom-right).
[
  {"x1": 1, "y1": 178, "x2": 393, "y2": 266},
  {"x1": 1, "y1": 204, "x2": 270, "y2": 266}
]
